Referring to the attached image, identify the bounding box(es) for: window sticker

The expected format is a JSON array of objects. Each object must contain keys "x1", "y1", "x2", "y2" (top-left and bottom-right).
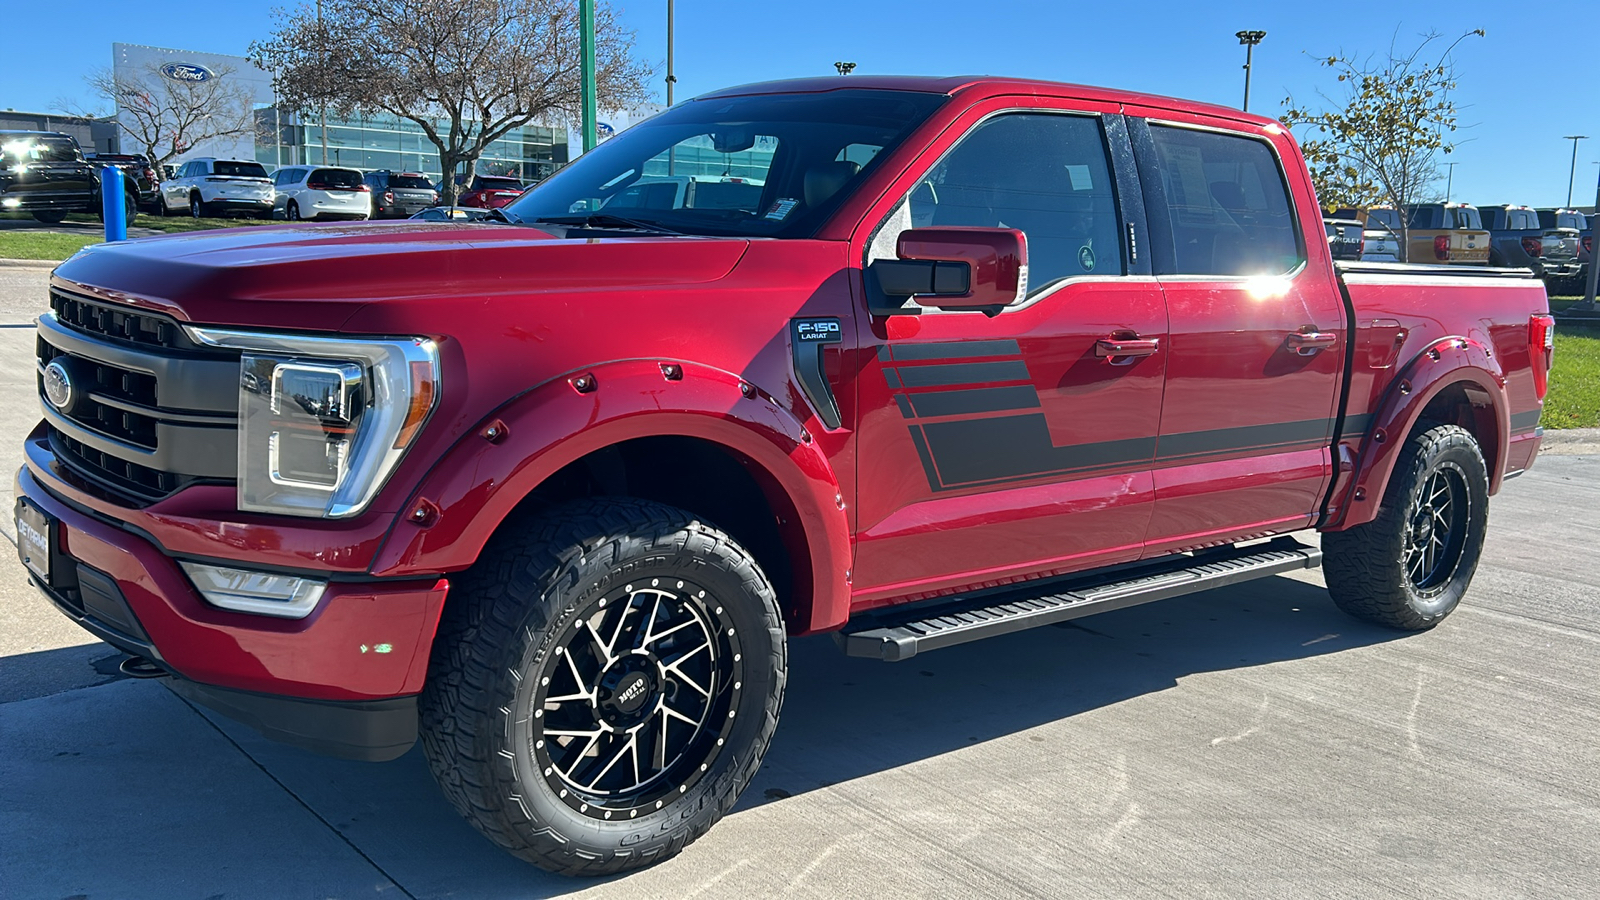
[
  {"x1": 1078, "y1": 243, "x2": 1096, "y2": 272},
  {"x1": 1065, "y1": 164, "x2": 1093, "y2": 191},
  {"x1": 764, "y1": 198, "x2": 799, "y2": 220}
]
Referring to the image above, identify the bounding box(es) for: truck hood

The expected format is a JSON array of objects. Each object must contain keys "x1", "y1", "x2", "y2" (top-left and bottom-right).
[{"x1": 50, "y1": 221, "x2": 751, "y2": 331}]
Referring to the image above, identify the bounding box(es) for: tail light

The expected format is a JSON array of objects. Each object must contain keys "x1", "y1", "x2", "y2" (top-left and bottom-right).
[
  {"x1": 357, "y1": 184, "x2": 370, "y2": 192},
  {"x1": 1529, "y1": 314, "x2": 1555, "y2": 401},
  {"x1": 1434, "y1": 235, "x2": 1450, "y2": 260},
  {"x1": 1585, "y1": 236, "x2": 1593, "y2": 255},
  {"x1": 1521, "y1": 237, "x2": 1543, "y2": 258},
  {"x1": 383, "y1": 191, "x2": 395, "y2": 203},
  {"x1": 1358, "y1": 236, "x2": 1365, "y2": 257},
  {"x1": 307, "y1": 181, "x2": 330, "y2": 190}
]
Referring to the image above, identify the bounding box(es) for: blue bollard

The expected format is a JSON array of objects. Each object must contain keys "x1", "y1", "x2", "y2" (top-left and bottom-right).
[{"x1": 100, "y1": 166, "x2": 126, "y2": 242}]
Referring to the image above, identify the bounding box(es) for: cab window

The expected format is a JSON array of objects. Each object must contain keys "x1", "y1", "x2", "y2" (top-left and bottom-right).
[
  {"x1": 1148, "y1": 125, "x2": 1301, "y2": 276},
  {"x1": 894, "y1": 112, "x2": 1124, "y2": 293}
]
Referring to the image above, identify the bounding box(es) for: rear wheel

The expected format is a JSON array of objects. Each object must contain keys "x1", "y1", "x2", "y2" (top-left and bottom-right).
[
  {"x1": 1324, "y1": 423, "x2": 1489, "y2": 630},
  {"x1": 189, "y1": 194, "x2": 204, "y2": 219},
  {"x1": 420, "y1": 497, "x2": 786, "y2": 875},
  {"x1": 286, "y1": 200, "x2": 302, "y2": 221}
]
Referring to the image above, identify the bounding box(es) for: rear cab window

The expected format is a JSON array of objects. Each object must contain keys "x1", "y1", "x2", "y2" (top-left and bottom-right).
[
  {"x1": 390, "y1": 174, "x2": 434, "y2": 189},
  {"x1": 1146, "y1": 124, "x2": 1302, "y2": 276}
]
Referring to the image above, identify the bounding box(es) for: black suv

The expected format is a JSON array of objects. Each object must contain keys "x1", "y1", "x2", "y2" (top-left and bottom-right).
[
  {"x1": 0, "y1": 131, "x2": 99, "y2": 224},
  {"x1": 363, "y1": 170, "x2": 439, "y2": 218}
]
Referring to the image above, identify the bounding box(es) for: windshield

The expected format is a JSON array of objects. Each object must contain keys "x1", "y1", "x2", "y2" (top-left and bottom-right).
[
  {"x1": 2, "y1": 135, "x2": 81, "y2": 164},
  {"x1": 215, "y1": 161, "x2": 269, "y2": 178},
  {"x1": 505, "y1": 89, "x2": 946, "y2": 236}
]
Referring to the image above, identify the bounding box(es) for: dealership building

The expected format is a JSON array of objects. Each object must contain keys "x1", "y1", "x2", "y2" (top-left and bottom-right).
[{"x1": 110, "y1": 42, "x2": 596, "y2": 182}]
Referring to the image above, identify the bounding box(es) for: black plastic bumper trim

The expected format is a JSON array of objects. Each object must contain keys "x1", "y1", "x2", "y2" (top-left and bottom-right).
[{"x1": 167, "y1": 680, "x2": 418, "y2": 762}]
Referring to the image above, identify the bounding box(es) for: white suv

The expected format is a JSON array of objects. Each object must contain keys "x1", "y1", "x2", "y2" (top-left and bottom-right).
[
  {"x1": 271, "y1": 165, "x2": 372, "y2": 221},
  {"x1": 158, "y1": 158, "x2": 274, "y2": 218}
]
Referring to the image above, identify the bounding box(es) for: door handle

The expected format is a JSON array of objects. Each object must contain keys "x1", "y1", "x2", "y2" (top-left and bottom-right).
[
  {"x1": 1095, "y1": 337, "x2": 1159, "y2": 362},
  {"x1": 1287, "y1": 330, "x2": 1338, "y2": 356}
]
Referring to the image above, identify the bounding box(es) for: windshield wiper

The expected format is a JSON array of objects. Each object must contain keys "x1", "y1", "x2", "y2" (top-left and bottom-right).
[
  {"x1": 486, "y1": 206, "x2": 517, "y2": 224},
  {"x1": 532, "y1": 213, "x2": 681, "y2": 235}
]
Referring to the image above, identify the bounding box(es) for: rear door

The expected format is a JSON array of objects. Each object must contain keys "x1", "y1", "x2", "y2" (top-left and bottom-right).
[
  {"x1": 850, "y1": 99, "x2": 1167, "y2": 604},
  {"x1": 1126, "y1": 114, "x2": 1344, "y2": 554}
]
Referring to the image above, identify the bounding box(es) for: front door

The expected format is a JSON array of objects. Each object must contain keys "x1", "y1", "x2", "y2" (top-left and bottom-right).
[
  {"x1": 1126, "y1": 115, "x2": 1345, "y2": 553},
  {"x1": 851, "y1": 105, "x2": 1167, "y2": 606}
]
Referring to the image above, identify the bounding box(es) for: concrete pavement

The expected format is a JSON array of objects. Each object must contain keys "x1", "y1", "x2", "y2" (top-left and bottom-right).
[{"x1": 3, "y1": 265, "x2": 1598, "y2": 899}]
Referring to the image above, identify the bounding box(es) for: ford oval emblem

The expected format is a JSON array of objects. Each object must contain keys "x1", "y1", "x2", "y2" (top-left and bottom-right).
[
  {"x1": 161, "y1": 62, "x2": 215, "y2": 83},
  {"x1": 43, "y1": 359, "x2": 74, "y2": 412}
]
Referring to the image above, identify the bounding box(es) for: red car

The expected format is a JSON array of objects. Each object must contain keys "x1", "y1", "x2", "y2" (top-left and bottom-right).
[
  {"x1": 452, "y1": 174, "x2": 525, "y2": 208},
  {"x1": 18, "y1": 75, "x2": 1551, "y2": 876}
]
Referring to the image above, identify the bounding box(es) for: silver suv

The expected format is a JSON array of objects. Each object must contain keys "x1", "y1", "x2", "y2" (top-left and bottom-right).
[{"x1": 157, "y1": 158, "x2": 273, "y2": 218}]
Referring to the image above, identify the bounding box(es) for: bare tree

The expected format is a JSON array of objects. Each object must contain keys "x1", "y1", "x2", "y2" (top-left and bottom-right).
[
  {"x1": 67, "y1": 62, "x2": 257, "y2": 177},
  {"x1": 1282, "y1": 29, "x2": 1484, "y2": 260},
  {"x1": 252, "y1": 0, "x2": 651, "y2": 204}
]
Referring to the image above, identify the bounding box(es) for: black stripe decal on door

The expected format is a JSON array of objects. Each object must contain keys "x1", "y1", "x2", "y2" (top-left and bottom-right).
[
  {"x1": 1155, "y1": 418, "x2": 1334, "y2": 461},
  {"x1": 889, "y1": 339, "x2": 1022, "y2": 361},
  {"x1": 897, "y1": 360, "x2": 1032, "y2": 387},
  {"x1": 909, "y1": 385, "x2": 1041, "y2": 417}
]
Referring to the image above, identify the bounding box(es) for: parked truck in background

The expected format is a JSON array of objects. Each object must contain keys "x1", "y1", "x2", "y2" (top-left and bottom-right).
[
  {"x1": 17, "y1": 76, "x2": 1552, "y2": 877},
  {"x1": 1483, "y1": 204, "x2": 1582, "y2": 286},
  {"x1": 1402, "y1": 202, "x2": 1492, "y2": 264}
]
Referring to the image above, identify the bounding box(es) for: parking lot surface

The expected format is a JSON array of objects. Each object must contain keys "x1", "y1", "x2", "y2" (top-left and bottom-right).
[{"x1": 2, "y1": 265, "x2": 1597, "y2": 899}]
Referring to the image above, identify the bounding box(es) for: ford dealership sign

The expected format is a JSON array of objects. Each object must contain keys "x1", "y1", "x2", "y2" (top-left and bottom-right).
[{"x1": 160, "y1": 63, "x2": 215, "y2": 83}]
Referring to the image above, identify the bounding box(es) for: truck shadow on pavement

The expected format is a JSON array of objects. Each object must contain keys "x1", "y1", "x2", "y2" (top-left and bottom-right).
[{"x1": 4, "y1": 574, "x2": 1403, "y2": 899}]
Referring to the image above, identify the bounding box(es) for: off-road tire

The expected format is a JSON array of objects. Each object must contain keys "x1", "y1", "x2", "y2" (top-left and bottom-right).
[
  {"x1": 1324, "y1": 423, "x2": 1489, "y2": 630},
  {"x1": 420, "y1": 497, "x2": 786, "y2": 876}
]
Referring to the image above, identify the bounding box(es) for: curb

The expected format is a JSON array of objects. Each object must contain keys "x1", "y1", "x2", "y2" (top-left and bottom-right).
[
  {"x1": 1539, "y1": 427, "x2": 1600, "y2": 456},
  {"x1": 0, "y1": 258, "x2": 59, "y2": 269}
]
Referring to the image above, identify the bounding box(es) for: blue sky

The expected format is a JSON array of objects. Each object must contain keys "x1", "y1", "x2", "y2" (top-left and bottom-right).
[{"x1": 2, "y1": 0, "x2": 1595, "y2": 207}]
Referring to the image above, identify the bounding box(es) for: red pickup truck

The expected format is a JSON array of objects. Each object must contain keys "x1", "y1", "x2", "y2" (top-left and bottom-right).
[{"x1": 16, "y1": 76, "x2": 1553, "y2": 876}]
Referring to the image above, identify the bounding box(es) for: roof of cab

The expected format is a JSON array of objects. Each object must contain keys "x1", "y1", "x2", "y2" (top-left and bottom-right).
[{"x1": 693, "y1": 75, "x2": 1281, "y2": 129}]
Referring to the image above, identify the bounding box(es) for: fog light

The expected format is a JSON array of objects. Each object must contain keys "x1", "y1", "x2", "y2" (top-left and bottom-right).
[
  {"x1": 1, "y1": 197, "x2": 21, "y2": 208},
  {"x1": 180, "y1": 562, "x2": 327, "y2": 619}
]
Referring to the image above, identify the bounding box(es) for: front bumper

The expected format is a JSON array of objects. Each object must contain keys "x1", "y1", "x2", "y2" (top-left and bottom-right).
[
  {"x1": 2, "y1": 192, "x2": 97, "y2": 212},
  {"x1": 15, "y1": 457, "x2": 449, "y2": 760}
]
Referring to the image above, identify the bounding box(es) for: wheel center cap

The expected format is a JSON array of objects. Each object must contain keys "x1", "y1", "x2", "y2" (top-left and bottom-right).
[
  {"x1": 1415, "y1": 514, "x2": 1434, "y2": 545},
  {"x1": 597, "y1": 658, "x2": 659, "y2": 725}
]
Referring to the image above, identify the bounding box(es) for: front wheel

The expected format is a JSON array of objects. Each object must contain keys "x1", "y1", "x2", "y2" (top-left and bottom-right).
[
  {"x1": 420, "y1": 498, "x2": 786, "y2": 875},
  {"x1": 30, "y1": 209, "x2": 68, "y2": 224},
  {"x1": 1323, "y1": 423, "x2": 1489, "y2": 630}
]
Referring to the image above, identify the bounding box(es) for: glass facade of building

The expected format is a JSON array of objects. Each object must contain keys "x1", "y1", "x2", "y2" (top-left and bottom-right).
[{"x1": 254, "y1": 108, "x2": 568, "y2": 183}]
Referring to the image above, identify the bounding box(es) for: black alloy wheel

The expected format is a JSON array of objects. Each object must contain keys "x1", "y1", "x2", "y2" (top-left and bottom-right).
[
  {"x1": 533, "y1": 577, "x2": 743, "y2": 820},
  {"x1": 1401, "y1": 464, "x2": 1470, "y2": 594}
]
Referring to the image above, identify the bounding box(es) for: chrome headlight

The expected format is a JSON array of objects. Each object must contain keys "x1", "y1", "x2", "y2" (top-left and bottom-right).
[{"x1": 186, "y1": 327, "x2": 439, "y2": 518}]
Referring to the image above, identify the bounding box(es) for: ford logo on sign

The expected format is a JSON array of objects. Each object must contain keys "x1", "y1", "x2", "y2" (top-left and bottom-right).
[{"x1": 161, "y1": 63, "x2": 215, "y2": 83}]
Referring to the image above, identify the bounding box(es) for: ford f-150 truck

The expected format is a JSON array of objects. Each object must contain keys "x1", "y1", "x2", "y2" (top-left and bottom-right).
[{"x1": 16, "y1": 76, "x2": 1553, "y2": 877}]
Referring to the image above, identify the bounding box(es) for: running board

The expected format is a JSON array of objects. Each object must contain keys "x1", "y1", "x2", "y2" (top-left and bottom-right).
[{"x1": 836, "y1": 537, "x2": 1322, "y2": 662}]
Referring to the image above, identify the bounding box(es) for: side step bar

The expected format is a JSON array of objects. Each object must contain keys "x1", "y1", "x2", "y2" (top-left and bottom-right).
[{"x1": 836, "y1": 537, "x2": 1321, "y2": 662}]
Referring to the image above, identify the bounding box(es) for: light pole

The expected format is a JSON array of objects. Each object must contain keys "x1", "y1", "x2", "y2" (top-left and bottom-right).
[
  {"x1": 1576, "y1": 161, "x2": 1600, "y2": 312},
  {"x1": 1236, "y1": 30, "x2": 1266, "y2": 112},
  {"x1": 1564, "y1": 135, "x2": 1587, "y2": 207},
  {"x1": 580, "y1": 0, "x2": 597, "y2": 153},
  {"x1": 1445, "y1": 161, "x2": 1458, "y2": 202},
  {"x1": 666, "y1": 0, "x2": 676, "y2": 106},
  {"x1": 834, "y1": 61, "x2": 856, "y2": 76}
]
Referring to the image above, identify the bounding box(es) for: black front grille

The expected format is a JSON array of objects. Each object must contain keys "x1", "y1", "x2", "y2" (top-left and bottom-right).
[
  {"x1": 49, "y1": 289, "x2": 209, "y2": 353},
  {"x1": 50, "y1": 428, "x2": 198, "y2": 502},
  {"x1": 39, "y1": 291, "x2": 238, "y2": 506},
  {"x1": 37, "y1": 337, "x2": 160, "y2": 408}
]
